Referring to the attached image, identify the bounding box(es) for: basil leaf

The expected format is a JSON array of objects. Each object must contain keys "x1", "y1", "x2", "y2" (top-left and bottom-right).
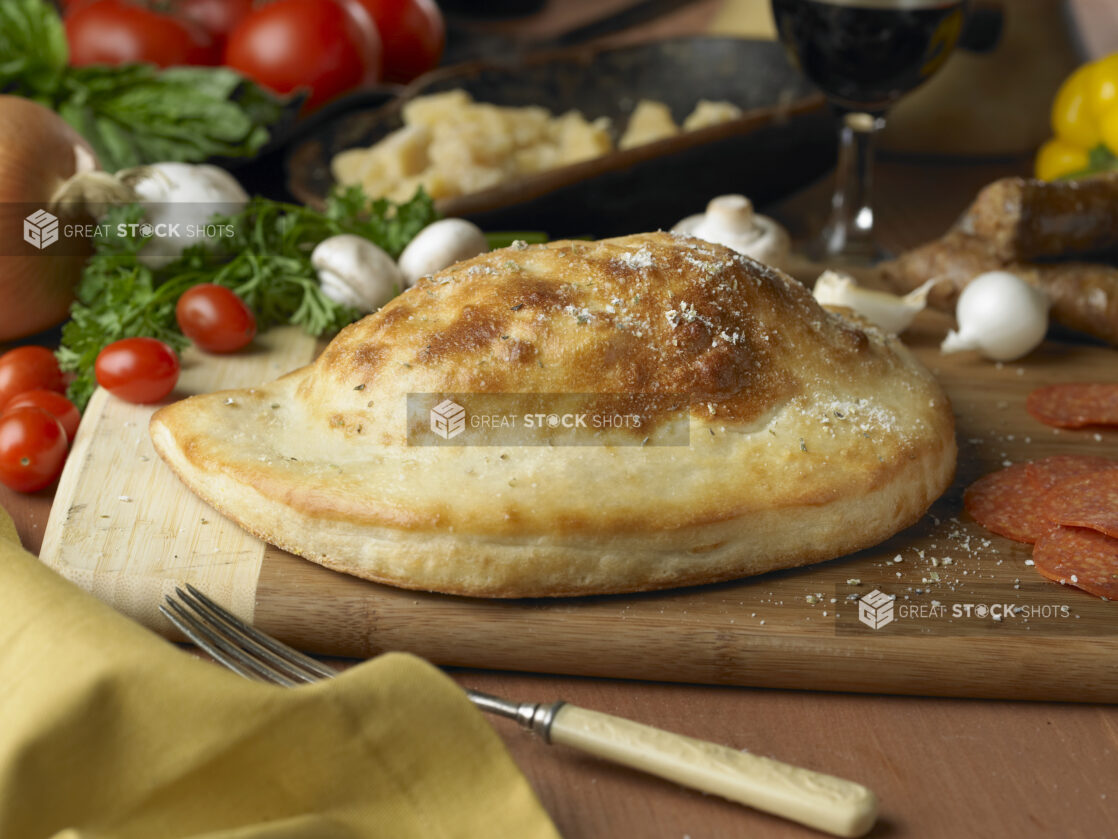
[
  {"x1": 2, "y1": 1, "x2": 289, "y2": 172},
  {"x1": 67, "y1": 65, "x2": 287, "y2": 171},
  {"x1": 0, "y1": 0, "x2": 67, "y2": 95}
]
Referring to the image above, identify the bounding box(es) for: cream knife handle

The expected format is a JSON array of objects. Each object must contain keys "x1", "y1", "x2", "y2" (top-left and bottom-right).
[{"x1": 548, "y1": 704, "x2": 877, "y2": 838}]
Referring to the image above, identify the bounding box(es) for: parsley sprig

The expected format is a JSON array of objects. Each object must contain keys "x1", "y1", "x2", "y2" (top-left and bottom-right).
[{"x1": 58, "y1": 188, "x2": 438, "y2": 409}]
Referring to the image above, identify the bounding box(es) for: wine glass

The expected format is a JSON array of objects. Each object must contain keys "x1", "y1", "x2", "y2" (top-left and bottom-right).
[{"x1": 771, "y1": 0, "x2": 969, "y2": 264}]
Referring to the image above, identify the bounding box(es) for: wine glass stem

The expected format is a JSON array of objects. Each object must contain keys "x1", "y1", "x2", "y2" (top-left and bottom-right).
[{"x1": 819, "y1": 111, "x2": 886, "y2": 262}]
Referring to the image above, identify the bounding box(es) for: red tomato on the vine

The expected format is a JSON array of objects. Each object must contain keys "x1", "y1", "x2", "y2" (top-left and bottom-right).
[
  {"x1": 0, "y1": 408, "x2": 69, "y2": 493},
  {"x1": 4, "y1": 391, "x2": 81, "y2": 443},
  {"x1": 95, "y1": 338, "x2": 180, "y2": 404},
  {"x1": 176, "y1": 284, "x2": 257, "y2": 353},
  {"x1": 224, "y1": 0, "x2": 382, "y2": 111},
  {"x1": 173, "y1": 0, "x2": 254, "y2": 46},
  {"x1": 0, "y1": 347, "x2": 66, "y2": 412},
  {"x1": 352, "y1": 0, "x2": 444, "y2": 83},
  {"x1": 65, "y1": 0, "x2": 220, "y2": 68}
]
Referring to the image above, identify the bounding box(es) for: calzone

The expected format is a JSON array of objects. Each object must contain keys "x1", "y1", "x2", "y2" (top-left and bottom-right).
[{"x1": 151, "y1": 232, "x2": 956, "y2": 597}]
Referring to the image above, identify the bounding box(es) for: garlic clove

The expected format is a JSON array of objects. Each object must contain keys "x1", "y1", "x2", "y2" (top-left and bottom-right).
[
  {"x1": 812, "y1": 270, "x2": 931, "y2": 334},
  {"x1": 939, "y1": 327, "x2": 975, "y2": 355},
  {"x1": 900, "y1": 277, "x2": 939, "y2": 308},
  {"x1": 939, "y1": 270, "x2": 1049, "y2": 361}
]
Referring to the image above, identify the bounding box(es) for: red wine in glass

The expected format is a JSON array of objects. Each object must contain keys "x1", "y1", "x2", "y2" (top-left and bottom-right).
[{"x1": 772, "y1": 0, "x2": 967, "y2": 262}]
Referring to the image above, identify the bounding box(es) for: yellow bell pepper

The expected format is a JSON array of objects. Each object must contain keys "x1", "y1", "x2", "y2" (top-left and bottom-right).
[
  {"x1": 1051, "y1": 63, "x2": 1101, "y2": 149},
  {"x1": 1035, "y1": 138, "x2": 1090, "y2": 181},
  {"x1": 1086, "y1": 53, "x2": 1118, "y2": 118},
  {"x1": 1100, "y1": 106, "x2": 1118, "y2": 159},
  {"x1": 1035, "y1": 52, "x2": 1118, "y2": 180}
]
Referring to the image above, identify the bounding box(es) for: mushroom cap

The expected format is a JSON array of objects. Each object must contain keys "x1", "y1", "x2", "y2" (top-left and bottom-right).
[
  {"x1": 311, "y1": 234, "x2": 403, "y2": 312},
  {"x1": 671, "y1": 194, "x2": 789, "y2": 268},
  {"x1": 398, "y1": 218, "x2": 488, "y2": 287}
]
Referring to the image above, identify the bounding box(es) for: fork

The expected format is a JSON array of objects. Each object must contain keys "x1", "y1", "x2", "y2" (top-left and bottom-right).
[{"x1": 161, "y1": 585, "x2": 877, "y2": 838}]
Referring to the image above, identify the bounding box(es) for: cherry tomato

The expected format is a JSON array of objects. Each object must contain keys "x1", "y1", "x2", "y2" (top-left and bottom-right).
[
  {"x1": 0, "y1": 408, "x2": 68, "y2": 493},
  {"x1": 176, "y1": 284, "x2": 257, "y2": 353},
  {"x1": 224, "y1": 0, "x2": 382, "y2": 111},
  {"x1": 173, "y1": 0, "x2": 253, "y2": 46},
  {"x1": 0, "y1": 347, "x2": 66, "y2": 412},
  {"x1": 65, "y1": 0, "x2": 220, "y2": 68},
  {"x1": 95, "y1": 338, "x2": 180, "y2": 404},
  {"x1": 4, "y1": 391, "x2": 82, "y2": 443},
  {"x1": 352, "y1": 0, "x2": 444, "y2": 84}
]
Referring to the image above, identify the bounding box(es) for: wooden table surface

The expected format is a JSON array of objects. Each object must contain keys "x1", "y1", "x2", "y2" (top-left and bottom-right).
[
  {"x1": 9, "y1": 164, "x2": 1118, "y2": 839},
  {"x1": 6, "y1": 2, "x2": 1118, "y2": 838}
]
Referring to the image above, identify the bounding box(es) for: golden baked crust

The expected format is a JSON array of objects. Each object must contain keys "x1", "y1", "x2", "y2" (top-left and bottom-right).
[{"x1": 151, "y1": 232, "x2": 956, "y2": 597}]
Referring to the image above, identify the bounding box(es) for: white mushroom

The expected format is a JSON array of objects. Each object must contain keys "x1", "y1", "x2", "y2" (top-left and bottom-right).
[
  {"x1": 672, "y1": 194, "x2": 790, "y2": 269},
  {"x1": 311, "y1": 234, "x2": 403, "y2": 313},
  {"x1": 398, "y1": 218, "x2": 488, "y2": 287},
  {"x1": 941, "y1": 271, "x2": 1049, "y2": 361},
  {"x1": 812, "y1": 270, "x2": 936, "y2": 334}
]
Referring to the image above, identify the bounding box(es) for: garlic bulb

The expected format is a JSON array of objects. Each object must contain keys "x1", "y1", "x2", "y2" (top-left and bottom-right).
[
  {"x1": 941, "y1": 271, "x2": 1049, "y2": 361},
  {"x1": 121, "y1": 163, "x2": 249, "y2": 268},
  {"x1": 672, "y1": 194, "x2": 790, "y2": 269},
  {"x1": 812, "y1": 270, "x2": 935, "y2": 334},
  {"x1": 312, "y1": 235, "x2": 403, "y2": 313}
]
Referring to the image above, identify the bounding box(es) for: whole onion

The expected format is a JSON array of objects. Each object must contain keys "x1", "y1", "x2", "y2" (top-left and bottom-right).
[{"x1": 0, "y1": 96, "x2": 101, "y2": 341}]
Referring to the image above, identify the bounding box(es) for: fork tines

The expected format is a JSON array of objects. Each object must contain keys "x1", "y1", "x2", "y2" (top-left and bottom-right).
[{"x1": 160, "y1": 584, "x2": 336, "y2": 687}]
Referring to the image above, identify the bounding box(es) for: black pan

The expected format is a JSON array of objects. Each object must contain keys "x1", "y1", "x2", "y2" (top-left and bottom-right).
[{"x1": 286, "y1": 37, "x2": 836, "y2": 237}]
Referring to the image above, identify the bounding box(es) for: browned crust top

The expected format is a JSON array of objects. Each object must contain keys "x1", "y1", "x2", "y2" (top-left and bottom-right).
[{"x1": 301, "y1": 232, "x2": 890, "y2": 438}]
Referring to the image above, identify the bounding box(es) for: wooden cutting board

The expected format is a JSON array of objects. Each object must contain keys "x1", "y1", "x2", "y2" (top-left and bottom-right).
[{"x1": 39, "y1": 322, "x2": 1118, "y2": 702}]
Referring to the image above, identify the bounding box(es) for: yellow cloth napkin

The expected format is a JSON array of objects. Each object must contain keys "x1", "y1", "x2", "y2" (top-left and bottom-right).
[{"x1": 0, "y1": 507, "x2": 561, "y2": 839}]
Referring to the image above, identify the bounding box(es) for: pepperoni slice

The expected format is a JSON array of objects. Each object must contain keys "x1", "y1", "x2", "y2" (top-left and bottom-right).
[
  {"x1": 964, "y1": 463, "x2": 1054, "y2": 544},
  {"x1": 1026, "y1": 383, "x2": 1118, "y2": 429},
  {"x1": 1043, "y1": 467, "x2": 1118, "y2": 539},
  {"x1": 1033, "y1": 526, "x2": 1118, "y2": 599},
  {"x1": 1025, "y1": 454, "x2": 1117, "y2": 491}
]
